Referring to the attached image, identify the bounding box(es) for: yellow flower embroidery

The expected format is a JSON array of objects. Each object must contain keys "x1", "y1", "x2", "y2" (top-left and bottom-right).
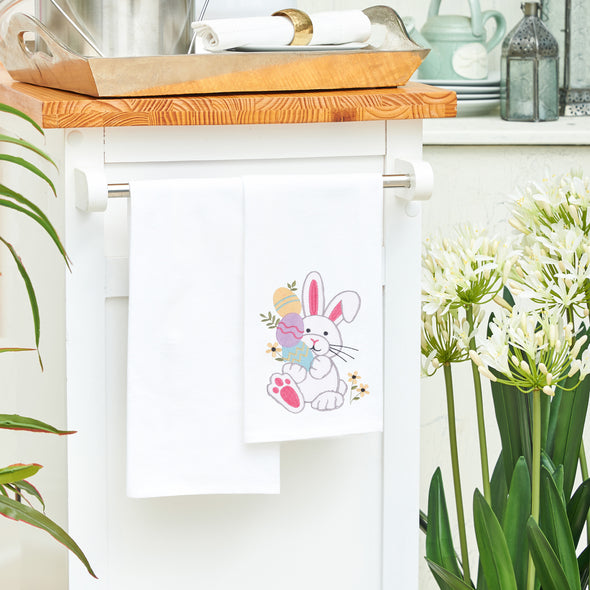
[
  {"x1": 266, "y1": 342, "x2": 281, "y2": 358},
  {"x1": 358, "y1": 383, "x2": 370, "y2": 397},
  {"x1": 348, "y1": 372, "x2": 361, "y2": 384}
]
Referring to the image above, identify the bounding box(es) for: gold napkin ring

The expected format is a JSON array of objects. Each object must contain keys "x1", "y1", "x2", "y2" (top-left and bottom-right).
[{"x1": 272, "y1": 9, "x2": 314, "y2": 46}]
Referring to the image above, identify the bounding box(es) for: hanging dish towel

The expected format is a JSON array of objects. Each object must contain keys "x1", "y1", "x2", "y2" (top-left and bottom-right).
[
  {"x1": 127, "y1": 178, "x2": 279, "y2": 498},
  {"x1": 243, "y1": 174, "x2": 384, "y2": 443}
]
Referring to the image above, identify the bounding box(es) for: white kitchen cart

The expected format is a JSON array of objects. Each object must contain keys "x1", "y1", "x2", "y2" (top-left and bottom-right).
[{"x1": 0, "y1": 76, "x2": 454, "y2": 590}]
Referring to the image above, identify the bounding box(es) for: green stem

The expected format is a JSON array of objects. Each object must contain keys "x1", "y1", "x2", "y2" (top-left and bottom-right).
[
  {"x1": 443, "y1": 363, "x2": 471, "y2": 584},
  {"x1": 526, "y1": 389, "x2": 542, "y2": 590},
  {"x1": 579, "y1": 443, "x2": 590, "y2": 547},
  {"x1": 467, "y1": 305, "x2": 492, "y2": 504}
]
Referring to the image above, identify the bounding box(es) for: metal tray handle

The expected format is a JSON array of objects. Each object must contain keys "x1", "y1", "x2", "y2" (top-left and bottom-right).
[{"x1": 0, "y1": 12, "x2": 85, "y2": 72}]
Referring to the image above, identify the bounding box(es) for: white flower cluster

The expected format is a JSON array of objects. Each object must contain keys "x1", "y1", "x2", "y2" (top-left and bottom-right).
[
  {"x1": 421, "y1": 307, "x2": 479, "y2": 376},
  {"x1": 509, "y1": 170, "x2": 590, "y2": 235},
  {"x1": 508, "y1": 222, "x2": 590, "y2": 318},
  {"x1": 470, "y1": 307, "x2": 590, "y2": 395},
  {"x1": 422, "y1": 173, "x2": 590, "y2": 386},
  {"x1": 422, "y1": 224, "x2": 516, "y2": 315}
]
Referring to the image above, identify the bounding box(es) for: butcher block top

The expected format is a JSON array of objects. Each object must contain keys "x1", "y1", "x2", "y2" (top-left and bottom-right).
[{"x1": 0, "y1": 66, "x2": 456, "y2": 129}]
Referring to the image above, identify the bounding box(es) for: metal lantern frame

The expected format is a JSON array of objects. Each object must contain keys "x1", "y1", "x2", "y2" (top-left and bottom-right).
[
  {"x1": 501, "y1": 1, "x2": 559, "y2": 122},
  {"x1": 542, "y1": 0, "x2": 590, "y2": 115}
]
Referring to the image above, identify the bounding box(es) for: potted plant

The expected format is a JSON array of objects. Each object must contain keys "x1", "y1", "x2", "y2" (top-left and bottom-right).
[
  {"x1": 0, "y1": 102, "x2": 94, "y2": 578},
  {"x1": 422, "y1": 171, "x2": 590, "y2": 590}
]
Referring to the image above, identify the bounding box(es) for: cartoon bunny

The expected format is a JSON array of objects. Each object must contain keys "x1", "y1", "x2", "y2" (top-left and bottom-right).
[{"x1": 267, "y1": 271, "x2": 360, "y2": 413}]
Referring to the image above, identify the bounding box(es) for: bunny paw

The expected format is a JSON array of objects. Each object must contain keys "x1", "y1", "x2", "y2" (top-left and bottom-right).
[
  {"x1": 311, "y1": 391, "x2": 344, "y2": 411},
  {"x1": 267, "y1": 375, "x2": 305, "y2": 413}
]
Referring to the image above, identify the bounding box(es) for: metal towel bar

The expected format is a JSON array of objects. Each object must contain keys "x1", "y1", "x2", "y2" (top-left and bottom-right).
[
  {"x1": 107, "y1": 174, "x2": 412, "y2": 199},
  {"x1": 75, "y1": 161, "x2": 433, "y2": 212}
]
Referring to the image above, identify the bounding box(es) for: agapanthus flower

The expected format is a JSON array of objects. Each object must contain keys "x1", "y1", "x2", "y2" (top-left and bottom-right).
[
  {"x1": 421, "y1": 306, "x2": 480, "y2": 376},
  {"x1": 422, "y1": 224, "x2": 517, "y2": 315},
  {"x1": 508, "y1": 222, "x2": 590, "y2": 318},
  {"x1": 509, "y1": 170, "x2": 590, "y2": 236},
  {"x1": 470, "y1": 306, "x2": 590, "y2": 395}
]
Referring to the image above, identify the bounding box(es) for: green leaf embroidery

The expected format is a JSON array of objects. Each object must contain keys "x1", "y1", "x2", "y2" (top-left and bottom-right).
[{"x1": 260, "y1": 311, "x2": 279, "y2": 329}]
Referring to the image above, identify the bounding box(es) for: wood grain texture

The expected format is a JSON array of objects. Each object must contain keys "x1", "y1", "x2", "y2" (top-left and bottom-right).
[{"x1": 0, "y1": 67, "x2": 456, "y2": 129}]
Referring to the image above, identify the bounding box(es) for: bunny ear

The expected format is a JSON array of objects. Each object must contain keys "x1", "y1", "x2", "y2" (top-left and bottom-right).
[
  {"x1": 302, "y1": 271, "x2": 325, "y2": 316},
  {"x1": 325, "y1": 291, "x2": 361, "y2": 325}
]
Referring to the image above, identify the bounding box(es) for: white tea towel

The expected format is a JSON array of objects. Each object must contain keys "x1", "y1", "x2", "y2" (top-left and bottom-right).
[
  {"x1": 192, "y1": 10, "x2": 371, "y2": 52},
  {"x1": 127, "y1": 178, "x2": 279, "y2": 498},
  {"x1": 243, "y1": 174, "x2": 383, "y2": 442}
]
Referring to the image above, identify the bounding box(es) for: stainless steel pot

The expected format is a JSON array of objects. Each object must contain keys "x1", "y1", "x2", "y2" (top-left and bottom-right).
[{"x1": 35, "y1": 0, "x2": 194, "y2": 57}]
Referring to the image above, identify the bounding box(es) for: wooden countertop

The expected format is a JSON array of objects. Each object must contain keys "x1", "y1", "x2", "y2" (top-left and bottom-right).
[{"x1": 0, "y1": 65, "x2": 456, "y2": 129}]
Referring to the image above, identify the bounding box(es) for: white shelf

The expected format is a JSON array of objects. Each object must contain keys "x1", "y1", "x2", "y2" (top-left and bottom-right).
[{"x1": 423, "y1": 113, "x2": 590, "y2": 146}]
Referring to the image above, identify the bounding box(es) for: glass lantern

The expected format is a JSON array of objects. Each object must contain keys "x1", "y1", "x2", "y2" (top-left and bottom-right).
[
  {"x1": 500, "y1": 1, "x2": 559, "y2": 121},
  {"x1": 542, "y1": 0, "x2": 590, "y2": 115}
]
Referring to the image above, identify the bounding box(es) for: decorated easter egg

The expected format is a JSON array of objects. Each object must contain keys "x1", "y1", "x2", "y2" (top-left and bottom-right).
[
  {"x1": 273, "y1": 287, "x2": 302, "y2": 317},
  {"x1": 282, "y1": 341, "x2": 314, "y2": 370},
  {"x1": 276, "y1": 313, "x2": 304, "y2": 348}
]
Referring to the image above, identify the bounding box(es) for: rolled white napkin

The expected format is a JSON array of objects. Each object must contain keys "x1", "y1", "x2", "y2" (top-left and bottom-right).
[{"x1": 192, "y1": 10, "x2": 372, "y2": 52}]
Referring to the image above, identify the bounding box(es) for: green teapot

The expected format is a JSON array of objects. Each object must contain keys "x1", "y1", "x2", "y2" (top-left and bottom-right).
[{"x1": 418, "y1": 0, "x2": 506, "y2": 80}]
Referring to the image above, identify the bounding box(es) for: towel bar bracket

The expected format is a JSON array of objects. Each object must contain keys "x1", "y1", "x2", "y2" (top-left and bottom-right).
[{"x1": 75, "y1": 165, "x2": 434, "y2": 212}]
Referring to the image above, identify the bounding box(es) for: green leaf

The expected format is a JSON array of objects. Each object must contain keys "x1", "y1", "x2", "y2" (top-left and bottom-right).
[
  {"x1": 0, "y1": 155, "x2": 56, "y2": 197},
  {"x1": 490, "y1": 452, "x2": 508, "y2": 523},
  {"x1": 0, "y1": 414, "x2": 74, "y2": 435},
  {"x1": 546, "y1": 387, "x2": 563, "y2": 456},
  {"x1": 0, "y1": 237, "x2": 41, "y2": 363},
  {"x1": 479, "y1": 454, "x2": 509, "y2": 590},
  {"x1": 539, "y1": 468, "x2": 582, "y2": 590},
  {"x1": 0, "y1": 184, "x2": 69, "y2": 263},
  {"x1": 426, "y1": 559, "x2": 474, "y2": 590},
  {"x1": 0, "y1": 347, "x2": 35, "y2": 353},
  {"x1": 0, "y1": 464, "x2": 42, "y2": 485},
  {"x1": 490, "y1": 377, "x2": 525, "y2": 489},
  {"x1": 8, "y1": 479, "x2": 45, "y2": 510},
  {"x1": 425, "y1": 468, "x2": 462, "y2": 579},
  {"x1": 0, "y1": 103, "x2": 43, "y2": 134},
  {"x1": 578, "y1": 545, "x2": 590, "y2": 590},
  {"x1": 420, "y1": 509, "x2": 428, "y2": 535},
  {"x1": 567, "y1": 478, "x2": 590, "y2": 547},
  {"x1": 502, "y1": 457, "x2": 531, "y2": 590},
  {"x1": 516, "y1": 392, "x2": 532, "y2": 475},
  {"x1": 550, "y1": 327, "x2": 590, "y2": 499},
  {"x1": 0, "y1": 495, "x2": 96, "y2": 578},
  {"x1": 0, "y1": 197, "x2": 69, "y2": 268},
  {"x1": 526, "y1": 517, "x2": 571, "y2": 590},
  {"x1": 0, "y1": 135, "x2": 56, "y2": 168},
  {"x1": 473, "y1": 489, "x2": 517, "y2": 590}
]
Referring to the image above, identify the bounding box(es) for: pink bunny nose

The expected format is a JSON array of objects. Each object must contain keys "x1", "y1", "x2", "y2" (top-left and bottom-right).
[{"x1": 310, "y1": 338, "x2": 319, "y2": 345}]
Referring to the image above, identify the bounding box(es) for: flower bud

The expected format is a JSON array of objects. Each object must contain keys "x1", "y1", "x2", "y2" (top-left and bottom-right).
[
  {"x1": 469, "y1": 350, "x2": 483, "y2": 366},
  {"x1": 478, "y1": 366, "x2": 497, "y2": 382},
  {"x1": 543, "y1": 386, "x2": 555, "y2": 397}
]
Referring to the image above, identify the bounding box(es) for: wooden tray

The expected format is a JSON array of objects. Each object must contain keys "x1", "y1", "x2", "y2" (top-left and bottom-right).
[{"x1": 0, "y1": 8, "x2": 428, "y2": 98}]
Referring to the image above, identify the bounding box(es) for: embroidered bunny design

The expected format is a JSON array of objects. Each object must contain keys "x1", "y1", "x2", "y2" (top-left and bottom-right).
[{"x1": 267, "y1": 271, "x2": 360, "y2": 413}]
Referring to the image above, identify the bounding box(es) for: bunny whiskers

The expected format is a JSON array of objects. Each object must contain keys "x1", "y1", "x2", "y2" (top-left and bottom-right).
[{"x1": 330, "y1": 344, "x2": 358, "y2": 361}]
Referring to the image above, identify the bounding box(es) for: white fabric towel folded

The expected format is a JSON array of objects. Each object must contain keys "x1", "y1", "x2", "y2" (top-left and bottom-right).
[
  {"x1": 243, "y1": 174, "x2": 384, "y2": 442},
  {"x1": 192, "y1": 10, "x2": 371, "y2": 52},
  {"x1": 126, "y1": 178, "x2": 280, "y2": 498}
]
